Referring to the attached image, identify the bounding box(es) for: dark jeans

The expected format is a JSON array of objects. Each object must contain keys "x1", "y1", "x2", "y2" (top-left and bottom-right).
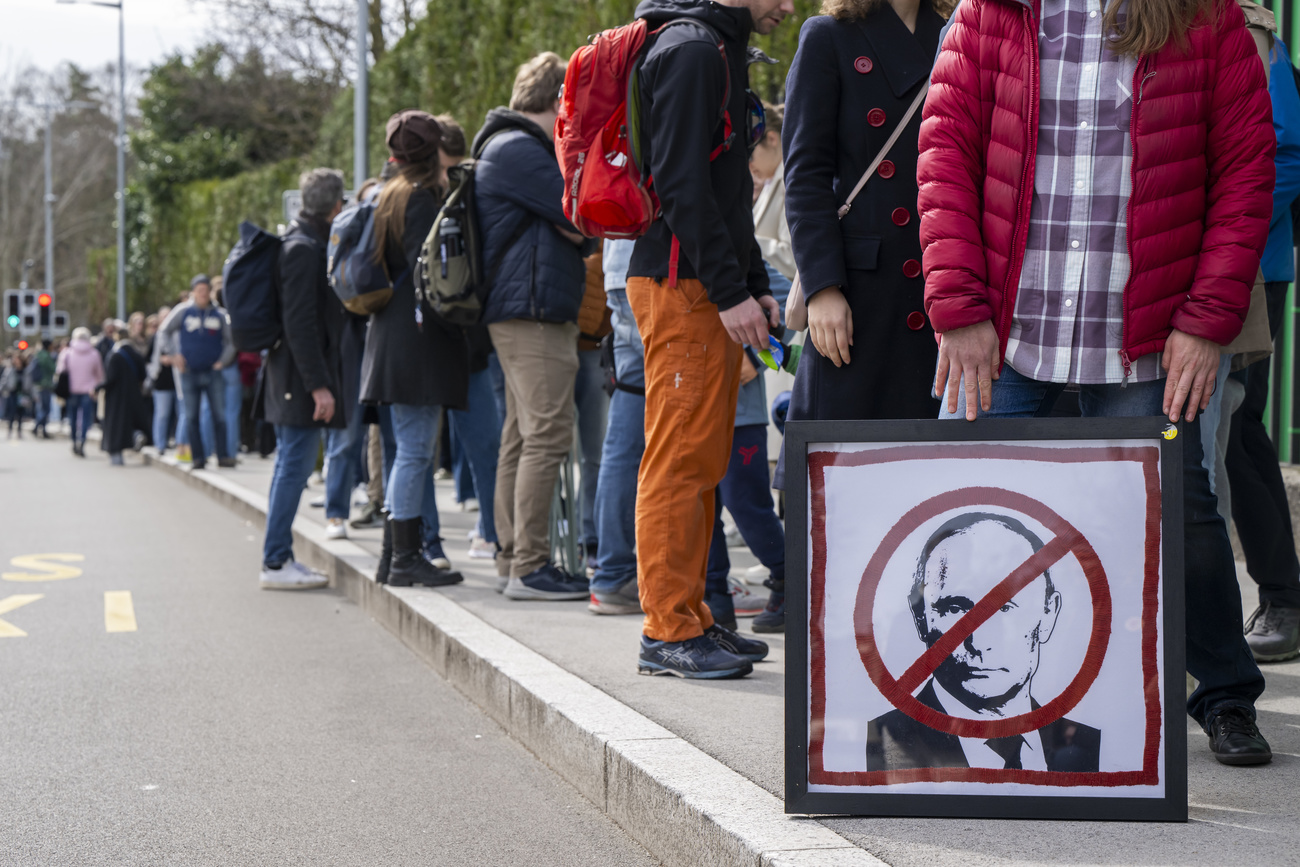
[
  {"x1": 944, "y1": 365, "x2": 1265, "y2": 727},
  {"x1": 68, "y1": 393, "x2": 95, "y2": 446},
  {"x1": 1227, "y1": 281, "x2": 1300, "y2": 609},
  {"x1": 704, "y1": 424, "x2": 787, "y2": 622},
  {"x1": 180, "y1": 368, "x2": 228, "y2": 465}
]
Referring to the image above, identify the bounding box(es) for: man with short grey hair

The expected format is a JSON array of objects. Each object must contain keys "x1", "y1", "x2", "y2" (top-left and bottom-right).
[{"x1": 259, "y1": 167, "x2": 347, "y2": 590}]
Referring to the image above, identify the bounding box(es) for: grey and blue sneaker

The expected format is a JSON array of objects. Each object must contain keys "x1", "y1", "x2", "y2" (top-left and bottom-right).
[
  {"x1": 589, "y1": 579, "x2": 642, "y2": 615},
  {"x1": 504, "y1": 563, "x2": 589, "y2": 601},
  {"x1": 704, "y1": 622, "x2": 769, "y2": 662},
  {"x1": 637, "y1": 634, "x2": 753, "y2": 679}
]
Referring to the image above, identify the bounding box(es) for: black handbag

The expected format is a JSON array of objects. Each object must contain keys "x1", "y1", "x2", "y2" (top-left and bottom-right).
[{"x1": 54, "y1": 370, "x2": 70, "y2": 400}]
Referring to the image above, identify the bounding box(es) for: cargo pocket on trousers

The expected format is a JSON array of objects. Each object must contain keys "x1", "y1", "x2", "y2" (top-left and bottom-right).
[{"x1": 659, "y1": 341, "x2": 706, "y2": 413}]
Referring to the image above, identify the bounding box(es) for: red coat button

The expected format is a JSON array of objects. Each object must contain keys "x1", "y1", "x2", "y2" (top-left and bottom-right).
[
  {"x1": 891, "y1": 207, "x2": 910, "y2": 226},
  {"x1": 877, "y1": 160, "x2": 895, "y2": 179},
  {"x1": 854, "y1": 56, "x2": 874, "y2": 74},
  {"x1": 868, "y1": 108, "x2": 887, "y2": 127},
  {"x1": 903, "y1": 259, "x2": 922, "y2": 278},
  {"x1": 907, "y1": 311, "x2": 927, "y2": 331}
]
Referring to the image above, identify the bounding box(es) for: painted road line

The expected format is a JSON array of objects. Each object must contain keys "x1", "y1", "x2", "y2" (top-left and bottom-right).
[
  {"x1": 3, "y1": 553, "x2": 84, "y2": 582},
  {"x1": 104, "y1": 592, "x2": 137, "y2": 633},
  {"x1": 0, "y1": 594, "x2": 44, "y2": 637}
]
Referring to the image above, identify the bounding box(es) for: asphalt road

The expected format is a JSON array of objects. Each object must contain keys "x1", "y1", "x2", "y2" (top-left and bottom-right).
[{"x1": 0, "y1": 434, "x2": 658, "y2": 867}]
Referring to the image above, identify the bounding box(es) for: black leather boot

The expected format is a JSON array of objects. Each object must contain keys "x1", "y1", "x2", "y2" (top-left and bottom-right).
[
  {"x1": 375, "y1": 515, "x2": 393, "y2": 585},
  {"x1": 388, "y1": 518, "x2": 463, "y2": 587}
]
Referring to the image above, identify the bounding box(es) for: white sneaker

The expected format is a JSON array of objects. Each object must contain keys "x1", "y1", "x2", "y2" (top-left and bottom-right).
[
  {"x1": 459, "y1": 498, "x2": 480, "y2": 513},
  {"x1": 725, "y1": 523, "x2": 743, "y2": 548},
  {"x1": 352, "y1": 483, "x2": 369, "y2": 506},
  {"x1": 469, "y1": 536, "x2": 497, "y2": 559},
  {"x1": 309, "y1": 494, "x2": 326, "y2": 508},
  {"x1": 260, "y1": 560, "x2": 328, "y2": 590},
  {"x1": 325, "y1": 518, "x2": 348, "y2": 540},
  {"x1": 744, "y1": 564, "x2": 770, "y2": 585}
]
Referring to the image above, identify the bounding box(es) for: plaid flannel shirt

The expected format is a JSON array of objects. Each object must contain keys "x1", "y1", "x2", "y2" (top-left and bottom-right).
[{"x1": 1004, "y1": 0, "x2": 1159, "y2": 384}]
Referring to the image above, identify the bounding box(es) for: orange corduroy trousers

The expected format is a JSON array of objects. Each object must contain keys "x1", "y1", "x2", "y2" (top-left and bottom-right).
[{"x1": 626, "y1": 276, "x2": 743, "y2": 642}]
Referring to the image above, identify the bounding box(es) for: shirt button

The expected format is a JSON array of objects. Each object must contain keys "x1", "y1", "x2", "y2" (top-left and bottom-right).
[
  {"x1": 868, "y1": 108, "x2": 887, "y2": 128},
  {"x1": 1071, "y1": 240, "x2": 1080, "y2": 248},
  {"x1": 1079, "y1": 121, "x2": 1089, "y2": 129},
  {"x1": 1089, "y1": 9, "x2": 1097, "y2": 16},
  {"x1": 1065, "y1": 299, "x2": 1074, "y2": 308},
  {"x1": 285, "y1": 392, "x2": 292, "y2": 400},
  {"x1": 1076, "y1": 181, "x2": 1084, "y2": 189},
  {"x1": 891, "y1": 207, "x2": 911, "y2": 226},
  {"x1": 854, "y1": 56, "x2": 874, "y2": 74},
  {"x1": 903, "y1": 259, "x2": 922, "y2": 279},
  {"x1": 877, "y1": 160, "x2": 896, "y2": 179},
  {"x1": 907, "y1": 311, "x2": 927, "y2": 331}
]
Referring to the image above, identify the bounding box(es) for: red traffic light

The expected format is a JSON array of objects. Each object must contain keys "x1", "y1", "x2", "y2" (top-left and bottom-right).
[
  {"x1": 17, "y1": 340, "x2": 29, "y2": 350},
  {"x1": 37, "y1": 293, "x2": 52, "y2": 308}
]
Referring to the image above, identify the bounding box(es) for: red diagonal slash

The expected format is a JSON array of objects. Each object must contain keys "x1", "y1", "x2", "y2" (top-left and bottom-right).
[{"x1": 894, "y1": 529, "x2": 1081, "y2": 696}]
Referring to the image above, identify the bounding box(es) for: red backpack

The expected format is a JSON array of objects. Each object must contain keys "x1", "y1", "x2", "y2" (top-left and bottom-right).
[{"x1": 556, "y1": 18, "x2": 731, "y2": 244}]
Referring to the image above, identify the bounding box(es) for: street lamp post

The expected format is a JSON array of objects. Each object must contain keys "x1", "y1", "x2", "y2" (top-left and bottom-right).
[
  {"x1": 38, "y1": 100, "x2": 96, "y2": 307},
  {"x1": 56, "y1": 0, "x2": 126, "y2": 321},
  {"x1": 355, "y1": 0, "x2": 368, "y2": 191}
]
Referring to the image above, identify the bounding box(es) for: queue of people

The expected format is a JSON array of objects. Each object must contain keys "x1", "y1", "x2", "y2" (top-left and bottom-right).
[{"x1": 9, "y1": 0, "x2": 1300, "y2": 776}]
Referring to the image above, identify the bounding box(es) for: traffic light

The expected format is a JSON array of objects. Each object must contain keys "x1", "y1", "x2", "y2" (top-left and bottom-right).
[
  {"x1": 38, "y1": 293, "x2": 51, "y2": 328},
  {"x1": 16, "y1": 340, "x2": 28, "y2": 351},
  {"x1": 38, "y1": 293, "x2": 51, "y2": 308},
  {"x1": 4, "y1": 292, "x2": 17, "y2": 329}
]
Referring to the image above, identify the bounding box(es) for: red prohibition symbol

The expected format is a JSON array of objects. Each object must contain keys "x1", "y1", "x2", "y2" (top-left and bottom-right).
[{"x1": 854, "y1": 486, "x2": 1113, "y2": 740}]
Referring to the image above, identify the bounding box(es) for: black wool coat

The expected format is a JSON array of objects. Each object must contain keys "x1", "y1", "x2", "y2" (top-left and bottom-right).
[
  {"x1": 263, "y1": 215, "x2": 347, "y2": 429},
  {"x1": 360, "y1": 188, "x2": 469, "y2": 410},
  {"x1": 101, "y1": 343, "x2": 151, "y2": 452},
  {"x1": 782, "y1": 6, "x2": 944, "y2": 423}
]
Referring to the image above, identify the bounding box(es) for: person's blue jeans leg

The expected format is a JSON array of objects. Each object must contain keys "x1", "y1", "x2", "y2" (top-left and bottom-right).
[
  {"x1": 224, "y1": 364, "x2": 242, "y2": 458},
  {"x1": 180, "y1": 371, "x2": 207, "y2": 464},
  {"x1": 183, "y1": 370, "x2": 228, "y2": 463},
  {"x1": 72, "y1": 394, "x2": 95, "y2": 446},
  {"x1": 204, "y1": 371, "x2": 229, "y2": 459},
  {"x1": 718, "y1": 424, "x2": 785, "y2": 579},
  {"x1": 449, "y1": 367, "x2": 501, "y2": 544},
  {"x1": 200, "y1": 395, "x2": 216, "y2": 458},
  {"x1": 263, "y1": 424, "x2": 320, "y2": 568},
  {"x1": 591, "y1": 389, "x2": 645, "y2": 593},
  {"x1": 573, "y1": 349, "x2": 609, "y2": 550},
  {"x1": 174, "y1": 384, "x2": 188, "y2": 447},
  {"x1": 152, "y1": 390, "x2": 175, "y2": 451},
  {"x1": 705, "y1": 491, "x2": 734, "y2": 622},
  {"x1": 35, "y1": 389, "x2": 50, "y2": 429},
  {"x1": 450, "y1": 424, "x2": 477, "y2": 504},
  {"x1": 324, "y1": 399, "x2": 366, "y2": 521},
  {"x1": 1199, "y1": 354, "x2": 1234, "y2": 496},
  {"x1": 386, "y1": 402, "x2": 442, "y2": 522}
]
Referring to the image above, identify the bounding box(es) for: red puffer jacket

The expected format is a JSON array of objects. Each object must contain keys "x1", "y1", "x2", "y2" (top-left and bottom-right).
[{"x1": 918, "y1": 0, "x2": 1274, "y2": 372}]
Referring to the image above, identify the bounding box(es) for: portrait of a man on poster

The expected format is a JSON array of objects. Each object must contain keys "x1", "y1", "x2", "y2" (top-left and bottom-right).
[{"x1": 866, "y1": 512, "x2": 1102, "y2": 772}]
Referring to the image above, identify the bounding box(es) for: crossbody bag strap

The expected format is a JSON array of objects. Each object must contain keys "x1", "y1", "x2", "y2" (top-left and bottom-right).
[{"x1": 837, "y1": 80, "x2": 929, "y2": 219}]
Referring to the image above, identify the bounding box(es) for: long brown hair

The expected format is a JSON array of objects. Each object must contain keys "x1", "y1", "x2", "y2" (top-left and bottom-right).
[
  {"x1": 821, "y1": 0, "x2": 957, "y2": 22},
  {"x1": 1103, "y1": 0, "x2": 1217, "y2": 57},
  {"x1": 372, "y1": 158, "x2": 442, "y2": 264}
]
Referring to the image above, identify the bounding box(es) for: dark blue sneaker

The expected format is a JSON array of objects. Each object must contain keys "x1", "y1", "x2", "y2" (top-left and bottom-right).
[
  {"x1": 638, "y1": 634, "x2": 753, "y2": 679},
  {"x1": 705, "y1": 622, "x2": 769, "y2": 662},
  {"x1": 504, "y1": 563, "x2": 589, "y2": 601},
  {"x1": 752, "y1": 592, "x2": 785, "y2": 634}
]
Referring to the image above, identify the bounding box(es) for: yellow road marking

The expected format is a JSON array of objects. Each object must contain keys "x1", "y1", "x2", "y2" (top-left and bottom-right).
[
  {"x1": 104, "y1": 592, "x2": 137, "y2": 633},
  {"x1": 0, "y1": 594, "x2": 44, "y2": 637},
  {"x1": 3, "y1": 554, "x2": 85, "y2": 582}
]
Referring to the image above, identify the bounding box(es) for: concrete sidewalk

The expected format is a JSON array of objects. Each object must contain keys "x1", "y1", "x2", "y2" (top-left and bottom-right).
[{"x1": 144, "y1": 448, "x2": 1300, "y2": 867}]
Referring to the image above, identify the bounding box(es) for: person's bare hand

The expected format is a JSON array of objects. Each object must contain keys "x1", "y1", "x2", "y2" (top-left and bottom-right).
[
  {"x1": 1161, "y1": 329, "x2": 1221, "y2": 422},
  {"x1": 719, "y1": 296, "x2": 772, "y2": 347},
  {"x1": 213, "y1": 361, "x2": 223, "y2": 371},
  {"x1": 807, "y1": 286, "x2": 852, "y2": 367},
  {"x1": 171, "y1": 355, "x2": 186, "y2": 374},
  {"x1": 311, "y1": 387, "x2": 336, "y2": 423},
  {"x1": 757, "y1": 294, "x2": 780, "y2": 330},
  {"x1": 934, "y1": 320, "x2": 1000, "y2": 421}
]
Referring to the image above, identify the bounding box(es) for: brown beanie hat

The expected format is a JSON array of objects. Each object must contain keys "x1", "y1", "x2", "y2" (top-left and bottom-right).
[{"x1": 385, "y1": 110, "x2": 442, "y2": 164}]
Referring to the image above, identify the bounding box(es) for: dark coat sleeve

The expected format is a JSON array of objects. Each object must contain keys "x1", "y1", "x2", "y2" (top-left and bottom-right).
[
  {"x1": 278, "y1": 237, "x2": 331, "y2": 393},
  {"x1": 478, "y1": 135, "x2": 575, "y2": 230},
  {"x1": 643, "y1": 39, "x2": 749, "y2": 310},
  {"x1": 782, "y1": 18, "x2": 847, "y2": 302}
]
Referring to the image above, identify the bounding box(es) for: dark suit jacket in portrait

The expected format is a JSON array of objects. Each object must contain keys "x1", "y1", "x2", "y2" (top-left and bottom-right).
[{"x1": 866, "y1": 680, "x2": 1102, "y2": 772}]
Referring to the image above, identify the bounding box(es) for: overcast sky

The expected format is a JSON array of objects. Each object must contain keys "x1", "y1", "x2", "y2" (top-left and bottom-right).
[{"x1": 1, "y1": 0, "x2": 211, "y2": 74}]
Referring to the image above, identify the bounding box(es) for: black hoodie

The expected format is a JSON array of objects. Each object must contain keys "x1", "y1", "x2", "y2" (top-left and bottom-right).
[{"x1": 628, "y1": 0, "x2": 770, "y2": 310}]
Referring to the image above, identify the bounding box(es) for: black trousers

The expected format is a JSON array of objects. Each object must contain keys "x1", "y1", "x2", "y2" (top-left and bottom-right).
[{"x1": 1226, "y1": 281, "x2": 1300, "y2": 609}]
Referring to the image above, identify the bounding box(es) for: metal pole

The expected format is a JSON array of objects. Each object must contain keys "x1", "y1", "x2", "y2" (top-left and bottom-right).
[
  {"x1": 115, "y1": 0, "x2": 126, "y2": 320},
  {"x1": 44, "y1": 106, "x2": 55, "y2": 298},
  {"x1": 354, "y1": 0, "x2": 369, "y2": 190}
]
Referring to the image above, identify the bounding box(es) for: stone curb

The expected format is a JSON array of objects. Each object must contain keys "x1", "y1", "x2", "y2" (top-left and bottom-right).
[{"x1": 144, "y1": 454, "x2": 886, "y2": 867}]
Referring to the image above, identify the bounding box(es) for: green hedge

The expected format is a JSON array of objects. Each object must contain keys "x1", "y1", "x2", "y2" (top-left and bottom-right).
[{"x1": 142, "y1": 0, "x2": 820, "y2": 303}]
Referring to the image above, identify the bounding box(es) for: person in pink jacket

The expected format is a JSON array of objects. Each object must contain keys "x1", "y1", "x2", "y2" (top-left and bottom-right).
[{"x1": 56, "y1": 326, "x2": 105, "y2": 457}]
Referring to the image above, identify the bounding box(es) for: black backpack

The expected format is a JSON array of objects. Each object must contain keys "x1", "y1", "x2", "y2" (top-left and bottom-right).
[{"x1": 222, "y1": 221, "x2": 283, "y2": 351}]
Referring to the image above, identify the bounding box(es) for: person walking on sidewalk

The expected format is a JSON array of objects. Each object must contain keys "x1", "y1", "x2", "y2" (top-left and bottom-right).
[
  {"x1": 627, "y1": 0, "x2": 793, "y2": 679},
  {"x1": 30, "y1": 339, "x2": 55, "y2": 439},
  {"x1": 920, "y1": 0, "x2": 1275, "y2": 764},
  {"x1": 475, "y1": 53, "x2": 593, "y2": 601},
  {"x1": 56, "y1": 327, "x2": 104, "y2": 457},
  {"x1": 259, "y1": 168, "x2": 349, "y2": 591},
  {"x1": 157, "y1": 275, "x2": 237, "y2": 471},
  {"x1": 360, "y1": 111, "x2": 468, "y2": 589}
]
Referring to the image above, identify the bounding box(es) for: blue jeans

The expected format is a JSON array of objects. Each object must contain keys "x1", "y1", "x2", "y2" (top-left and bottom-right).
[
  {"x1": 942, "y1": 365, "x2": 1265, "y2": 727},
  {"x1": 152, "y1": 390, "x2": 177, "y2": 451},
  {"x1": 35, "y1": 389, "x2": 51, "y2": 428},
  {"x1": 448, "y1": 367, "x2": 501, "y2": 544},
  {"x1": 384, "y1": 404, "x2": 444, "y2": 547},
  {"x1": 67, "y1": 393, "x2": 95, "y2": 446},
  {"x1": 592, "y1": 285, "x2": 646, "y2": 592},
  {"x1": 574, "y1": 349, "x2": 609, "y2": 548},
  {"x1": 324, "y1": 359, "x2": 366, "y2": 521},
  {"x1": 180, "y1": 368, "x2": 228, "y2": 464},
  {"x1": 705, "y1": 424, "x2": 787, "y2": 619},
  {"x1": 200, "y1": 365, "x2": 242, "y2": 459},
  {"x1": 263, "y1": 423, "x2": 320, "y2": 567}
]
